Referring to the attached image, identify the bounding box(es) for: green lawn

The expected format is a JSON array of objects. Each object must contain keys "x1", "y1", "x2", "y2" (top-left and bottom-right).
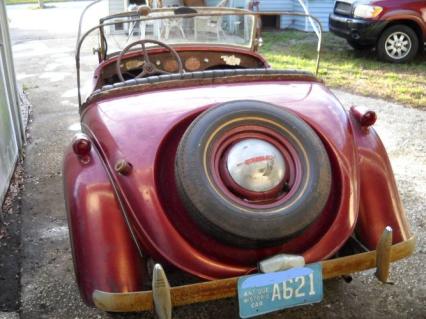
[{"x1": 261, "y1": 31, "x2": 426, "y2": 108}]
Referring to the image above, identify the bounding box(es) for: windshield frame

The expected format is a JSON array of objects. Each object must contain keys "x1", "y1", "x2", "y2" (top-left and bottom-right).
[{"x1": 76, "y1": 5, "x2": 323, "y2": 107}]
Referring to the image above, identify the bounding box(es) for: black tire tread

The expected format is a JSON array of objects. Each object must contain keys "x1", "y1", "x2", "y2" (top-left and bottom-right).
[{"x1": 175, "y1": 100, "x2": 332, "y2": 247}]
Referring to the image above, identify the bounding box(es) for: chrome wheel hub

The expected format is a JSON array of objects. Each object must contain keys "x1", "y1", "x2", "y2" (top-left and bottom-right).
[
  {"x1": 385, "y1": 32, "x2": 411, "y2": 60},
  {"x1": 226, "y1": 139, "x2": 285, "y2": 192}
]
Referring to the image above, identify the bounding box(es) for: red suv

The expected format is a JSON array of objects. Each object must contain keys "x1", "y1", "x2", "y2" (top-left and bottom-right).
[{"x1": 329, "y1": 0, "x2": 426, "y2": 63}]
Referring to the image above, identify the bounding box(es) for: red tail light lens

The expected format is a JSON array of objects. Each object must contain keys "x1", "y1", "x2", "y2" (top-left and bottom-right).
[
  {"x1": 350, "y1": 106, "x2": 377, "y2": 128},
  {"x1": 72, "y1": 133, "x2": 92, "y2": 156}
]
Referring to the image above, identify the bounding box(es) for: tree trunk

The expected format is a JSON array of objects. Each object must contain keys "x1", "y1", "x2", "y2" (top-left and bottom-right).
[{"x1": 38, "y1": 0, "x2": 46, "y2": 8}]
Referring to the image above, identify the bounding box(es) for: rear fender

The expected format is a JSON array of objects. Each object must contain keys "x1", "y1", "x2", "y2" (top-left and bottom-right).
[
  {"x1": 350, "y1": 116, "x2": 411, "y2": 249},
  {"x1": 63, "y1": 143, "x2": 145, "y2": 306}
]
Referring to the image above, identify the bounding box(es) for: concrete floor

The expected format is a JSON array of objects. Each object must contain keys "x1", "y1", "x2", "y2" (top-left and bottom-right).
[{"x1": 5, "y1": 1, "x2": 426, "y2": 318}]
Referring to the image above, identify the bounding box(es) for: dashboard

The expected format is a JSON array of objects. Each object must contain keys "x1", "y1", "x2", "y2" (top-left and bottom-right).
[{"x1": 98, "y1": 49, "x2": 267, "y2": 86}]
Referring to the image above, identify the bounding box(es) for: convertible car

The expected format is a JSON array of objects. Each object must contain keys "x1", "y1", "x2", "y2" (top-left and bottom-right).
[{"x1": 64, "y1": 3, "x2": 414, "y2": 318}]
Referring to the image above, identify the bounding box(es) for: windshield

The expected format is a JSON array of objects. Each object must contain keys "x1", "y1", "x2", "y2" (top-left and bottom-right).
[
  {"x1": 79, "y1": 7, "x2": 256, "y2": 61},
  {"x1": 76, "y1": 2, "x2": 322, "y2": 107},
  {"x1": 103, "y1": 9, "x2": 255, "y2": 55}
]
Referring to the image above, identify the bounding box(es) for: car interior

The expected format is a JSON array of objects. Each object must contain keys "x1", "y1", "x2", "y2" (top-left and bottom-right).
[{"x1": 96, "y1": 47, "x2": 268, "y2": 88}]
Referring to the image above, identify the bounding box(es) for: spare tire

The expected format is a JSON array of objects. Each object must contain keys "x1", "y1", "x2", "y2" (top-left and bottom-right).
[{"x1": 175, "y1": 100, "x2": 331, "y2": 247}]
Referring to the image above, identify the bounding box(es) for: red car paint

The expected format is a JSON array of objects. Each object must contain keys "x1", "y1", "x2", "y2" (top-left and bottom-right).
[
  {"x1": 375, "y1": 0, "x2": 426, "y2": 32},
  {"x1": 64, "y1": 68, "x2": 410, "y2": 305},
  {"x1": 64, "y1": 144, "x2": 145, "y2": 303}
]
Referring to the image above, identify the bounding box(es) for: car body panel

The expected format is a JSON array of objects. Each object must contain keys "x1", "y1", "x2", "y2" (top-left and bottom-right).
[
  {"x1": 64, "y1": 77, "x2": 411, "y2": 300},
  {"x1": 329, "y1": 13, "x2": 388, "y2": 45},
  {"x1": 82, "y1": 80, "x2": 357, "y2": 273},
  {"x1": 329, "y1": 0, "x2": 426, "y2": 45},
  {"x1": 76, "y1": 79, "x2": 379, "y2": 273},
  {"x1": 350, "y1": 117, "x2": 411, "y2": 249},
  {"x1": 63, "y1": 145, "x2": 145, "y2": 305}
]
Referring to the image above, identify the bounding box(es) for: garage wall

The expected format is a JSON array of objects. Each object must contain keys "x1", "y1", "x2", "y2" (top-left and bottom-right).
[
  {"x1": 0, "y1": 1, "x2": 24, "y2": 204},
  {"x1": 0, "y1": 69, "x2": 18, "y2": 204}
]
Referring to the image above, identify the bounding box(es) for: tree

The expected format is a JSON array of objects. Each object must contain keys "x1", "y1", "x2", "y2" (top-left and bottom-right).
[{"x1": 38, "y1": 0, "x2": 46, "y2": 8}]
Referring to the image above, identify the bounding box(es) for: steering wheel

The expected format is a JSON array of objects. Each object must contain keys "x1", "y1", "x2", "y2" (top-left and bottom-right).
[{"x1": 116, "y1": 39, "x2": 183, "y2": 82}]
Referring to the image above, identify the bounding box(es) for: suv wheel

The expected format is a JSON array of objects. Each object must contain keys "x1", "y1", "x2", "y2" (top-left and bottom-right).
[{"x1": 377, "y1": 25, "x2": 419, "y2": 63}]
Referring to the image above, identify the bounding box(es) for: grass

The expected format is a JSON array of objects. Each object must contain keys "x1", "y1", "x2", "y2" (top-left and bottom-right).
[
  {"x1": 261, "y1": 31, "x2": 426, "y2": 108},
  {"x1": 6, "y1": 0, "x2": 71, "y2": 4}
]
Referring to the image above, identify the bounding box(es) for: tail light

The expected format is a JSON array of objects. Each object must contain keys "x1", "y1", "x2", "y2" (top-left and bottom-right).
[
  {"x1": 350, "y1": 106, "x2": 377, "y2": 128},
  {"x1": 72, "y1": 133, "x2": 92, "y2": 157}
]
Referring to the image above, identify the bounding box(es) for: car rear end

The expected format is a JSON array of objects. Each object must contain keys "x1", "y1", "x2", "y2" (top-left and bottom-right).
[
  {"x1": 66, "y1": 4, "x2": 416, "y2": 316},
  {"x1": 65, "y1": 70, "x2": 414, "y2": 317}
]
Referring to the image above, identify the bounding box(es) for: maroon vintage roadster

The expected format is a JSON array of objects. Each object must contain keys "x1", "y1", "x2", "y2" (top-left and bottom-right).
[{"x1": 64, "y1": 2, "x2": 414, "y2": 318}]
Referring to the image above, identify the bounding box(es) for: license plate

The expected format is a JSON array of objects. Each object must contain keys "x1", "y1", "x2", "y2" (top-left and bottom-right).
[{"x1": 237, "y1": 263, "x2": 323, "y2": 318}]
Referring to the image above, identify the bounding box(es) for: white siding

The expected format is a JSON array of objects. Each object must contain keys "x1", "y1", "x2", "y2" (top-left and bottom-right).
[
  {"x1": 109, "y1": 0, "x2": 126, "y2": 14},
  {"x1": 291, "y1": 0, "x2": 307, "y2": 31},
  {"x1": 205, "y1": 0, "x2": 220, "y2": 6},
  {"x1": 230, "y1": 0, "x2": 248, "y2": 8},
  {"x1": 278, "y1": 2, "x2": 294, "y2": 29},
  {"x1": 302, "y1": 0, "x2": 334, "y2": 32},
  {"x1": 206, "y1": 0, "x2": 248, "y2": 7},
  {"x1": 258, "y1": 0, "x2": 334, "y2": 32},
  {"x1": 259, "y1": 0, "x2": 289, "y2": 11}
]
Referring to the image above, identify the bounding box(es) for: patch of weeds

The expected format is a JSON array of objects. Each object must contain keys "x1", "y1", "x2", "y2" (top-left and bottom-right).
[{"x1": 261, "y1": 31, "x2": 426, "y2": 108}]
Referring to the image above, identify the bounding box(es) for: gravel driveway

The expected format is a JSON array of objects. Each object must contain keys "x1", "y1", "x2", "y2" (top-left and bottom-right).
[{"x1": 5, "y1": 1, "x2": 426, "y2": 318}]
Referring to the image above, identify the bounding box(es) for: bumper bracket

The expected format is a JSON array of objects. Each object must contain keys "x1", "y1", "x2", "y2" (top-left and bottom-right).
[{"x1": 375, "y1": 226, "x2": 393, "y2": 284}]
